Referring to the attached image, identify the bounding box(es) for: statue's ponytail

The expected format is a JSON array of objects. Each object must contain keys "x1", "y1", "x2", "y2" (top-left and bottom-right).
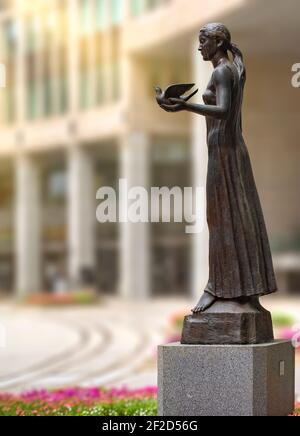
[{"x1": 229, "y1": 42, "x2": 246, "y2": 85}]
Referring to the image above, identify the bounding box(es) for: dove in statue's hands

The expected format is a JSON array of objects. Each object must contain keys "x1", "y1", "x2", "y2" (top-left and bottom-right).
[{"x1": 155, "y1": 83, "x2": 198, "y2": 111}]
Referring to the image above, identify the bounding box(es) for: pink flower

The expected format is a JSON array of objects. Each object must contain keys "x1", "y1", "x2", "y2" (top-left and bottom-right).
[{"x1": 0, "y1": 385, "x2": 158, "y2": 408}]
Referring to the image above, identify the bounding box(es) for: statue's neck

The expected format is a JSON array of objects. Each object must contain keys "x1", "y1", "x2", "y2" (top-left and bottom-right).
[{"x1": 211, "y1": 51, "x2": 229, "y2": 68}]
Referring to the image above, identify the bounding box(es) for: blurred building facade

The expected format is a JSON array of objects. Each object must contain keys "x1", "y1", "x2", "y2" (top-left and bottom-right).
[{"x1": 0, "y1": 0, "x2": 299, "y2": 298}]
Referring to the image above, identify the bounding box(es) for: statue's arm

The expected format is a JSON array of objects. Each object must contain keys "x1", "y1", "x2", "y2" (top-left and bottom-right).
[{"x1": 185, "y1": 67, "x2": 232, "y2": 119}]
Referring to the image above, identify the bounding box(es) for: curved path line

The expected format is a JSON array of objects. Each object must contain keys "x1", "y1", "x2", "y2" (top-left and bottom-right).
[{"x1": 0, "y1": 316, "x2": 108, "y2": 388}]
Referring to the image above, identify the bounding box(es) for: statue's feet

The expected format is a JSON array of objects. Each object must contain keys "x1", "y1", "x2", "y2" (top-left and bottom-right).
[{"x1": 192, "y1": 292, "x2": 217, "y2": 313}]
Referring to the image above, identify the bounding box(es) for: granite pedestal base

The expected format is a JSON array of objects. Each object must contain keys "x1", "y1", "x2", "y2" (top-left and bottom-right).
[{"x1": 158, "y1": 341, "x2": 295, "y2": 416}]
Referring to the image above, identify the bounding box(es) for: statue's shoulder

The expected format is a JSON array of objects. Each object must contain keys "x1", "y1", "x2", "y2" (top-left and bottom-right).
[{"x1": 212, "y1": 63, "x2": 234, "y2": 85}]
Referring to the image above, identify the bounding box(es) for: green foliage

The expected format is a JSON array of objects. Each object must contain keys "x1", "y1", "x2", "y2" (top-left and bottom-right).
[
  {"x1": 0, "y1": 399, "x2": 157, "y2": 417},
  {"x1": 80, "y1": 400, "x2": 157, "y2": 417},
  {"x1": 272, "y1": 312, "x2": 296, "y2": 328}
]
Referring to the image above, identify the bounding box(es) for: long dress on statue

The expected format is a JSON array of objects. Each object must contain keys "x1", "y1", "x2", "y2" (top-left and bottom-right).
[{"x1": 203, "y1": 62, "x2": 277, "y2": 299}]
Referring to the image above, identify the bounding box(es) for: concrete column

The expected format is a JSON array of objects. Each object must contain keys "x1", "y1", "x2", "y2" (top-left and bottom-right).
[
  {"x1": 68, "y1": 146, "x2": 95, "y2": 288},
  {"x1": 15, "y1": 155, "x2": 41, "y2": 296},
  {"x1": 192, "y1": 41, "x2": 211, "y2": 300},
  {"x1": 120, "y1": 131, "x2": 150, "y2": 299}
]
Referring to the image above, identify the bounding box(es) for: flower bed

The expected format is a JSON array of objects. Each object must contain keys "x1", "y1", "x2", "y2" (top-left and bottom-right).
[
  {"x1": 294, "y1": 403, "x2": 300, "y2": 416},
  {"x1": 0, "y1": 387, "x2": 157, "y2": 416},
  {"x1": 24, "y1": 290, "x2": 100, "y2": 306},
  {"x1": 0, "y1": 387, "x2": 298, "y2": 416}
]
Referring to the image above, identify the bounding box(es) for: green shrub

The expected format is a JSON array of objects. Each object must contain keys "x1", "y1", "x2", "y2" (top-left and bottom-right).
[
  {"x1": 0, "y1": 399, "x2": 157, "y2": 417},
  {"x1": 272, "y1": 313, "x2": 295, "y2": 328}
]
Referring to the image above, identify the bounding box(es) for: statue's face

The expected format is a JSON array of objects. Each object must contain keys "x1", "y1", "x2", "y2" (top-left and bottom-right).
[{"x1": 199, "y1": 33, "x2": 218, "y2": 61}]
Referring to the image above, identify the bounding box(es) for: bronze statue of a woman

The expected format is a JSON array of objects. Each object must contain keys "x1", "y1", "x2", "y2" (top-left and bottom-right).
[{"x1": 158, "y1": 23, "x2": 277, "y2": 318}]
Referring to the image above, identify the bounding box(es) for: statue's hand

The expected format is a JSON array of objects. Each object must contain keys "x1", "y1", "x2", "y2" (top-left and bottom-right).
[{"x1": 160, "y1": 97, "x2": 187, "y2": 113}]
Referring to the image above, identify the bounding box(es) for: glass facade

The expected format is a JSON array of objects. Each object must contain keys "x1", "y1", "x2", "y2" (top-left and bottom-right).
[
  {"x1": 151, "y1": 137, "x2": 192, "y2": 296},
  {"x1": 94, "y1": 145, "x2": 119, "y2": 294},
  {"x1": 0, "y1": 0, "x2": 192, "y2": 297},
  {"x1": 41, "y1": 160, "x2": 67, "y2": 291},
  {"x1": 0, "y1": 0, "x2": 167, "y2": 125}
]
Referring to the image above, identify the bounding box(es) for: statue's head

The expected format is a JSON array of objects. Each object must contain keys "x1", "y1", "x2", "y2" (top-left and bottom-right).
[{"x1": 199, "y1": 23, "x2": 232, "y2": 61}]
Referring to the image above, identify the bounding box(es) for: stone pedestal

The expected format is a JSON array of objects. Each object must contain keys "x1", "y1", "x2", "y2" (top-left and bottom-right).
[{"x1": 158, "y1": 341, "x2": 295, "y2": 416}]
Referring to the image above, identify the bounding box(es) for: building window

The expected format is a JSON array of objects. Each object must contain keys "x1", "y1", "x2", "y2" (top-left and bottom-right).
[
  {"x1": 43, "y1": 165, "x2": 67, "y2": 205},
  {"x1": 130, "y1": 0, "x2": 143, "y2": 17},
  {"x1": 131, "y1": 0, "x2": 167, "y2": 17},
  {"x1": 41, "y1": 161, "x2": 67, "y2": 289},
  {"x1": 48, "y1": 170, "x2": 67, "y2": 202},
  {"x1": 25, "y1": 17, "x2": 41, "y2": 120},
  {"x1": 79, "y1": 35, "x2": 91, "y2": 109},
  {"x1": 42, "y1": 22, "x2": 53, "y2": 116},
  {"x1": 25, "y1": 1, "x2": 69, "y2": 120},
  {"x1": 79, "y1": 0, "x2": 122, "y2": 110},
  {"x1": 111, "y1": 26, "x2": 120, "y2": 101},
  {"x1": 94, "y1": 146, "x2": 119, "y2": 294},
  {"x1": 150, "y1": 137, "x2": 192, "y2": 296},
  {"x1": 0, "y1": 20, "x2": 17, "y2": 124},
  {"x1": 95, "y1": 0, "x2": 106, "y2": 30},
  {"x1": 80, "y1": 0, "x2": 94, "y2": 35},
  {"x1": 94, "y1": 31, "x2": 105, "y2": 104},
  {"x1": 57, "y1": 4, "x2": 69, "y2": 114},
  {"x1": 111, "y1": 0, "x2": 124, "y2": 24},
  {"x1": 79, "y1": 0, "x2": 93, "y2": 109}
]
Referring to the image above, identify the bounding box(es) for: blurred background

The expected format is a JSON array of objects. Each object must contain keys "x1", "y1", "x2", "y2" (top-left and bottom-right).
[{"x1": 0, "y1": 0, "x2": 299, "y2": 396}]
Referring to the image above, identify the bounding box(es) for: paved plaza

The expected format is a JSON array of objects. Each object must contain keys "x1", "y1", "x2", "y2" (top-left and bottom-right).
[{"x1": 0, "y1": 296, "x2": 299, "y2": 398}]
